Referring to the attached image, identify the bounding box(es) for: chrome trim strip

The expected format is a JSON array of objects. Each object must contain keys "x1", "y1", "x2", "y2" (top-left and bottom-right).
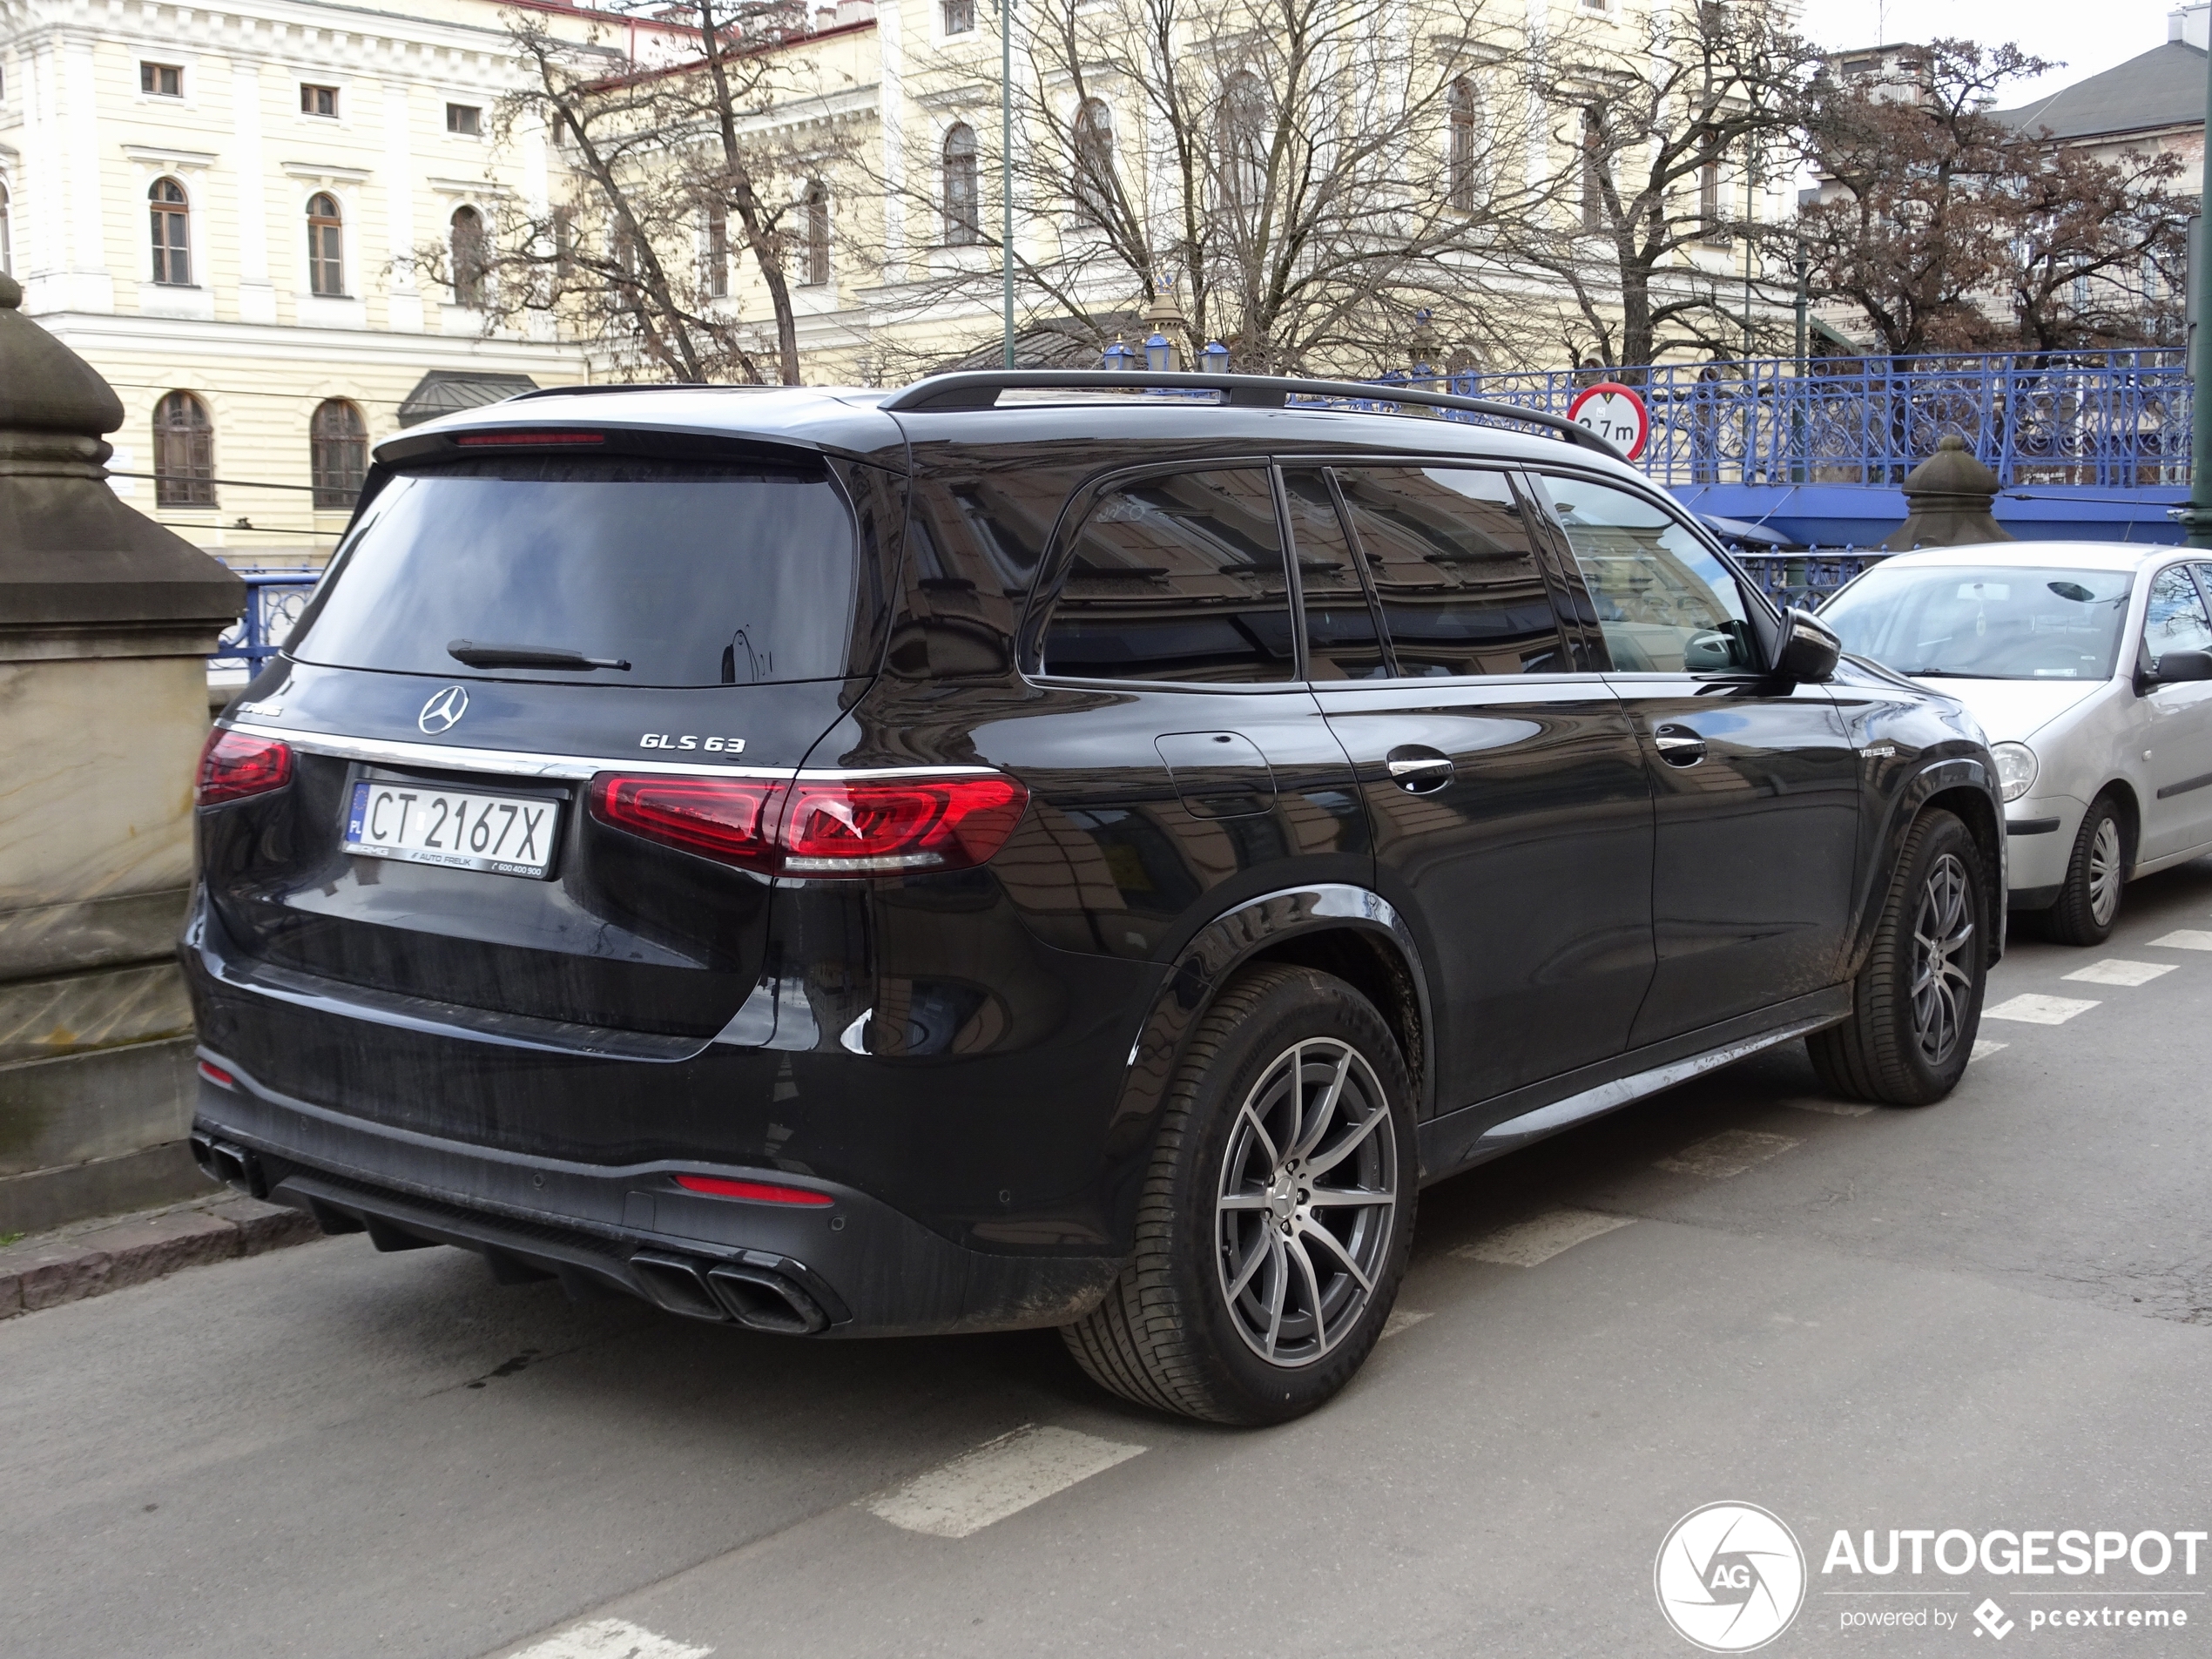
[{"x1": 219, "y1": 721, "x2": 998, "y2": 782}]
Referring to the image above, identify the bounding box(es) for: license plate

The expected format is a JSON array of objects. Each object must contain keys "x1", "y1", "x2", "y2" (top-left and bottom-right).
[{"x1": 345, "y1": 781, "x2": 559, "y2": 878}]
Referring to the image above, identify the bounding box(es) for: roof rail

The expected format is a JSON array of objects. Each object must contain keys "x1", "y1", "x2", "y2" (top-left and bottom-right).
[{"x1": 878, "y1": 369, "x2": 1622, "y2": 459}]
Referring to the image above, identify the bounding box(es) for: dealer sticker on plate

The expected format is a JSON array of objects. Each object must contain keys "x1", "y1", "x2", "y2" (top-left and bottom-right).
[{"x1": 344, "y1": 781, "x2": 559, "y2": 878}]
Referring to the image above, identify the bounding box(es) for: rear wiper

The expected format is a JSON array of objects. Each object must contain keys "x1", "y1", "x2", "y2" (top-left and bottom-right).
[{"x1": 448, "y1": 639, "x2": 631, "y2": 671}]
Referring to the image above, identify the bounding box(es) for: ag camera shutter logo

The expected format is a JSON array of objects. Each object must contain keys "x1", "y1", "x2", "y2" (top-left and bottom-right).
[{"x1": 1656, "y1": 1501, "x2": 1807, "y2": 1651}]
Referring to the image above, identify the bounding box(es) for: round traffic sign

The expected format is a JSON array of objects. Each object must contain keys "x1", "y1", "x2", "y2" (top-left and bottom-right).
[{"x1": 1567, "y1": 381, "x2": 1650, "y2": 461}]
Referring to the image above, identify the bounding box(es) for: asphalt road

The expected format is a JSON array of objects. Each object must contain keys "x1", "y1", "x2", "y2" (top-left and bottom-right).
[{"x1": 9, "y1": 862, "x2": 2212, "y2": 1659}]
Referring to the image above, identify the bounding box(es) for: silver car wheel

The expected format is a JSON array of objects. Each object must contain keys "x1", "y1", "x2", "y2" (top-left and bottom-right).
[
  {"x1": 2087, "y1": 813, "x2": 2123, "y2": 927},
  {"x1": 1911, "y1": 852, "x2": 1975, "y2": 1066}
]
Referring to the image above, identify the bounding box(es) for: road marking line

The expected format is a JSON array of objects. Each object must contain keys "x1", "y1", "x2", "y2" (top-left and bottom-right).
[
  {"x1": 1656, "y1": 1129, "x2": 1801, "y2": 1178},
  {"x1": 1379, "y1": 1307, "x2": 1433, "y2": 1339},
  {"x1": 2062, "y1": 958, "x2": 2176, "y2": 987},
  {"x1": 511, "y1": 1619, "x2": 711, "y2": 1659},
  {"x1": 862, "y1": 1425, "x2": 1144, "y2": 1539},
  {"x1": 1983, "y1": 993, "x2": 2100, "y2": 1025},
  {"x1": 2147, "y1": 929, "x2": 2212, "y2": 951},
  {"x1": 1970, "y1": 1039, "x2": 2008, "y2": 1061},
  {"x1": 1784, "y1": 1098, "x2": 1874, "y2": 1116},
  {"x1": 1453, "y1": 1207, "x2": 1635, "y2": 1266}
]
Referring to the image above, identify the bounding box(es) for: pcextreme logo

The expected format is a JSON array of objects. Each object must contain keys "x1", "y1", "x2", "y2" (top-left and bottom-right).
[{"x1": 1656, "y1": 1502, "x2": 1809, "y2": 1652}]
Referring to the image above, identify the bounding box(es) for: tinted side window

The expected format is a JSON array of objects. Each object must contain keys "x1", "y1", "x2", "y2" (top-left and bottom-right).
[
  {"x1": 1283, "y1": 468, "x2": 1389, "y2": 680},
  {"x1": 1534, "y1": 474, "x2": 1756, "y2": 674},
  {"x1": 2146, "y1": 564, "x2": 2212, "y2": 664},
  {"x1": 1334, "y1": 466, "x2": 1568, "y2": 677},
  {"x1": 1040, "y1": 469, "x2": 1293, "y2": 684}
]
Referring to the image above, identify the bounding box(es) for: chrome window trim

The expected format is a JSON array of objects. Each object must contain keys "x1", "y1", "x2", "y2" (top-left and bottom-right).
[{"x1": 218, "y1": 721, "x2": 998, "y2": 782}]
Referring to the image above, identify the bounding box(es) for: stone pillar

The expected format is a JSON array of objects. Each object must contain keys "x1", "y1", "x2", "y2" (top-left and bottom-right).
[
  {"x1": 0, "y1": 273, "x2": 246, "y2": 1233},
  {"x1": 1882, "y1": 433, "x2": 2015, "y2": 550}
]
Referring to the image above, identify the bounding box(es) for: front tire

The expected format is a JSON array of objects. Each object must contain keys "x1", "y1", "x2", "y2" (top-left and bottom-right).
[
  {"x1": 1808, "y1": 808, "x2": 1987, "y2": 1107},
  {"x1": 2041, "y1": 795, "x2": 2127, "y2": 947},
  {"x1": 1062, "y1": 965, "x2": 1416, "y2": 1426}
]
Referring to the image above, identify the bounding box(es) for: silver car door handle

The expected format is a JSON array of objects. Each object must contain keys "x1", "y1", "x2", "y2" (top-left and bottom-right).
[
  {"x1": 1654, "y1": 725, "x2": 1707, "y2": 767},
  {"x1": 1385, "y1": 752, "x2": 1454, "y2": 792}
]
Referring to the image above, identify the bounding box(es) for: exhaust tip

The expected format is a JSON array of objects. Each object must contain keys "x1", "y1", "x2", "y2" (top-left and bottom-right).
[
  {"x1": 707, "y1": 1263, "x2": 829, "y2": 1335},
  {"x1": 630, "y1": 1251, "x2": 729, "y2": 1322}
]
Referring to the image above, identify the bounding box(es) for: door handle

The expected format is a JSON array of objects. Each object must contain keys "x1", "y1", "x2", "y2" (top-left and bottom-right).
[
  {"x1": 1654, "y1": 724, "x2": 1707, "y2": 767},
  {"x1": 1385, "y1": 747, "x2": 1454, "y2": 793}
]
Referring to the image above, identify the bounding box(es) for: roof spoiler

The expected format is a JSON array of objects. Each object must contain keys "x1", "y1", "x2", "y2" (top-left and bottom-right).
[{"x1": 879, "y1": 369, "x2": 1623, "y2": 459}]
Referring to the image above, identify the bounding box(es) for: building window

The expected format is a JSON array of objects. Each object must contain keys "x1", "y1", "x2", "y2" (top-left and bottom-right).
[
  {"x1": 150, "y1": 178, "x2": 192, "y2": 285},
  {"x1": 1073, "y1": 98, "x2": 1114, "y2": 219},
  {"x1": 300, "y1": 84, "x2": 338, "y2": 118},
  {"x1": 1447, "y1": 78, "x2": 1478, "y2": 211},
  {"x1": 705, "y1": 202, "x2": 729, "y2": 297},
  {"x1": 943, "y1": 123, "x2": 980, "y2": 246},
  {"x1": 1580, "y1": 107, "x2": 1606, "y2": 232},
  {"x1": 310, "y1": 399, "x2": 368, "y2": 510},
  {"x1": 1222, "y1": 71, "x2": 1266, "y2": 212},
  {"x1": 307, "y1": 192, "x2": 345, "y2": 295},
  {"x1": 140, "y1": 62, "x2": 183, "y2": 98},
  {"x1": 801, "y1": 182, "x2": 830, "y2": 286},
  {"x1": 449, "y1": 205, "x2": 487, "y2": 305},
  {"x1": 942, "y1": 0, "x2": 974, "y2": 32},
  {"x1": 447, "y1": 102, "x2": 482, "y2": 137},
  {"x1": 552, "y1": 205, "x2": 576, "y2": 284},
  {"x1": 1698, "y1": 128, "x2": 1725, "y2": 244},
  {"x1": 152, "y1": 391, "x2": 214, "y2": 509}
]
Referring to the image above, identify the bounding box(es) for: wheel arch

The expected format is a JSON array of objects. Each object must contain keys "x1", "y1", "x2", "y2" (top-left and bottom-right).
[
  {"x1": 1853, "y1": 758, "x2": 2007, "y2": 974},
  {"x1": 2095, "y1": 779, "x2": 2143, "y2": 873}
]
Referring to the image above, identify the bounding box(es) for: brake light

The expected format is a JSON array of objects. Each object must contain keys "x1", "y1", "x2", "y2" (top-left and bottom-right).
[
  {"x1": 454, "y1": 429, "x2": 605, "y2": 447},
  {"x1": 588, "y1": 775, "x2": 780, "y2": 872},
  {"x1": 197, "y1": 729, "x2": 293, "y2": 806},
  {"x1": 673, "y1": 1173, "x2": 833, "y2": 1206},
  {"x1": 587, "y1": 772, "x2": 1028, "y2": 877},
  {"x1": 197, "y1": 1060, "x2": 236, "y2": 1089}
]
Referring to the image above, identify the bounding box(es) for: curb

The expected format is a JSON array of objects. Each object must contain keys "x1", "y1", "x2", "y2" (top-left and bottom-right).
[{"x1": 0, "y1": 1193, "x2": 323, "y2": 1320}]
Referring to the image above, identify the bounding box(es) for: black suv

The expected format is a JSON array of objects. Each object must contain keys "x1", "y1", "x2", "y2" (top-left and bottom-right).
[{"x1": 185, "y1": 371, "x2": 2003, "y2": 1424}]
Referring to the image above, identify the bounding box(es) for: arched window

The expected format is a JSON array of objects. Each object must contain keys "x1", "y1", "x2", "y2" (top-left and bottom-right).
[
  {"x1": 801, "y1": 182, "x2": 830, "y2": 286},
  {"x1": 1, "y1": 180, "x2": 13, "y2": 278},
  {"x1": 150, "y1": 178, "x2": 192, "y2": 286},
  {"x1": 943, "y1": 123, "x2": 980, "y2": 246},
  {"x1": 1073, "y1": 98, "x2": 1115, "y2": 219},
  {"x1": 310, "y1": 399, "x2": 368, "y2": 510},
  {"x1": 1220, "y1": 72, "x2": 1266, "y2": 215},
  {"x1": 449, "y1": 205, "x2": 487, "y2": 306},
  {"x1": 705, "y1": 202, "x2": 729, "y2": 298},
  {"x1": 1447, "y1": 78, "x2": 1479, "y2": 211},
  {"x1": 152, "y1": 391, "x2": 214, "y2": 508},
  {"x1": 307, "y1": 193, "x2": 345, "y2": 296}
]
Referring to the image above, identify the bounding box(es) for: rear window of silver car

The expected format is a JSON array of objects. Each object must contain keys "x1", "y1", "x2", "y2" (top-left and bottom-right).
[
  {"x1": 1820, "y1": 563, "x2": 2134, "y2": 681},
  {"x1": 288, "y1": 455, "x2": 859, "y2": 687}
]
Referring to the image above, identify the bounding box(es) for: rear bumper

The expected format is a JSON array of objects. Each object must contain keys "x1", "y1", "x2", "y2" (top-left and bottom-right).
[{"x1": 191, "y1": 1060, "x2": 1123, "y2": 1338}]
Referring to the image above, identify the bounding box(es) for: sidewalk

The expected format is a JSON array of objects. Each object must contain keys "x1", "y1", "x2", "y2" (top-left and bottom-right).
[{"x1": 0, "y1": 1185, "x2": 324, "y2": 1319}]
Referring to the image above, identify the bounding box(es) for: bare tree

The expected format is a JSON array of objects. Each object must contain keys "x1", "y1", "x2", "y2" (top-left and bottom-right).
[
  {"x1": 1511, "y1": 0, "x2": 1824, "y2": 370},
  {"x1": 867, "y1": 0, "x2": 1556, "y2": 376},
  {"x1": 428, "y1": 6, "x2": 857, "y2": 383}
]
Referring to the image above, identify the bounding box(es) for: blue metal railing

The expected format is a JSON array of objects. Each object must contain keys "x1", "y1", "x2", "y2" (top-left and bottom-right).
[
  {"x1": 1731, "y1": 550, "x2": 1886, "y2": 610},
  {"x1": 1371, "y1": 351, "x2": 2188, "y2": 489},
  {"x1": 210, "y1": 570, "x2": 320, "y2": 675}
]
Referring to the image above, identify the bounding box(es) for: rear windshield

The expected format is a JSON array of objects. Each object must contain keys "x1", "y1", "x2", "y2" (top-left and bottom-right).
[
  {"x1": 1820, "y1": 563, "x2": 2133, "y2": 681},
  {"x1": 289, "y1": 456, "x2": 859, "y2": 687}
]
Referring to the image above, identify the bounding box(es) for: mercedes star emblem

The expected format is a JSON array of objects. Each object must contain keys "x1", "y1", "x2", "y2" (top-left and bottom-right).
[{"x1": 417, "y1": 685, "x2": 470, "y2": 735}]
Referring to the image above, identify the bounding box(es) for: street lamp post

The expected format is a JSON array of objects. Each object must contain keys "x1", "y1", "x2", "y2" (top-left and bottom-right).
[
  {"x1": 2188, "y1": 42, "x2": 2212, "y2": 545},
  {"x1": 1001, "y1": 0, "x2": 1015, "y2": 369}
]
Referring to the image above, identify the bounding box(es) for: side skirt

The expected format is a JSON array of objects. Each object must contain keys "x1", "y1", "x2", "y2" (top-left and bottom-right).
[{"x1": 1415, "y1": 985, "x2": 1851, "y2": 1185}]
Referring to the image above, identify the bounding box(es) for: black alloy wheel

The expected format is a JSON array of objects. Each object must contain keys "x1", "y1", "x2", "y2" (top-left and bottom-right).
[
  {"x1": 1809, "y1": 808, "x2": 1988, "y2": 1107},
  {"x1": 1062, "y1": 964, "x2": 1416, "y2": 1425}
]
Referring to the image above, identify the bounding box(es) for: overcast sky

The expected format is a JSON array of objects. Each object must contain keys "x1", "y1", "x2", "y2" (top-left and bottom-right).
[{"x1": 1797, "y1": 0, "x2": 2184, "y2": 103}]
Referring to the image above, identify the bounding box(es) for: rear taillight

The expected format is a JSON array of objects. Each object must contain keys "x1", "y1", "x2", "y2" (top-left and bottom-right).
[
  {"x1": 587, "y1": 772, "x2": 1028, "y2": 877},
  {"x1": 197, "y1": 729, "x2": 293, "y2": 806},
  {"x1": 197, "y1": 1060, "x2": 236, "y2": 1089},
  {"x1": 673, "y1": 1173, "x2": 833, "y2": 1205}
]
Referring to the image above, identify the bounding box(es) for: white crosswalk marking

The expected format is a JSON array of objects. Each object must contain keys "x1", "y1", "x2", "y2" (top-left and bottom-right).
[
  {"x1": 1970, "y1": 1039, "x2": 2008, "y2": 1060},
  {"x1": 2146, "y1": 929, "x2": 2212, "y2": 951},
  {"x1": 863, "y1": 1425, "x2": 1144, "y2": 1539},
  {"x1": 1984, "y1": 993, "x2": 2100, "y2": 1024},
  {"x1": 2062, "y1": 959, "x2": 2176, "y2": 987},
  {"x1": 511, "y1": 1619, "x2": 711, "y2": 1659},
  {"x1": 1656, "y1": 1129, "x2": 1800, "y2": 1178},
  {"x1": 1453, "y1": 1208, "x2": 1635, "y2": 1266},
  {"x1": 1380, "y1": 1307, "x2": 1433, "y2": 1339}
]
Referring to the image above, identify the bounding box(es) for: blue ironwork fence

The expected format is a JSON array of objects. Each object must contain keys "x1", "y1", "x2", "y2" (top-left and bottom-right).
[
  {"x1": 210, "y1": 570, "x2": 319, "y2": 675},
  {"x1": 1378, "y1": 350, "x2": 2188, "y2": 489},
  {"x1": 1732, "y1": 550, "x2": 1887, "y2": 610}
]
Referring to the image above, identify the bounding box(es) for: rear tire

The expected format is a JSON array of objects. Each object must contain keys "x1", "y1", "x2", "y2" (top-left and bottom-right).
[
  {"x1": 1062, "y1": 964, "x2": 1415, "y2": 1426},
  {"x1": 2040, "y1": 795, "x2": 2127, "y2": 947},
  {"x1": 1808, "y1": 808, "x2": 1987, "y2": 1107}
]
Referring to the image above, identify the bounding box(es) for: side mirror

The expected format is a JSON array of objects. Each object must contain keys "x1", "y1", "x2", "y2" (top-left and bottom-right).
[
  {"x1": 2148, "y1": 649, "x2": 2212, "y2": 687},
  {"x1": 1770, "y1": 607, "x2": 1841, "y2": 684}
]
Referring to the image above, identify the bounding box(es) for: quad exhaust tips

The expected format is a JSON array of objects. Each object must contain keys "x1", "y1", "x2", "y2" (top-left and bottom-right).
[
  {"x1": 188, "y1": 1130, "x2": 267, "y2": 1199},
  {"x1": 631, "y1": 1251, "x2": 831, "y2": 1335}
]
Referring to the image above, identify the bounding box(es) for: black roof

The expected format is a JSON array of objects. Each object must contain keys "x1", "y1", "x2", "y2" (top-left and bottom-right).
[
  {"x1": 395, "y1": 370, "x2": 542, "y2": 428},
  {"x1": 1997, "y1": 41, "x2": 2206, "y2": 143}
]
